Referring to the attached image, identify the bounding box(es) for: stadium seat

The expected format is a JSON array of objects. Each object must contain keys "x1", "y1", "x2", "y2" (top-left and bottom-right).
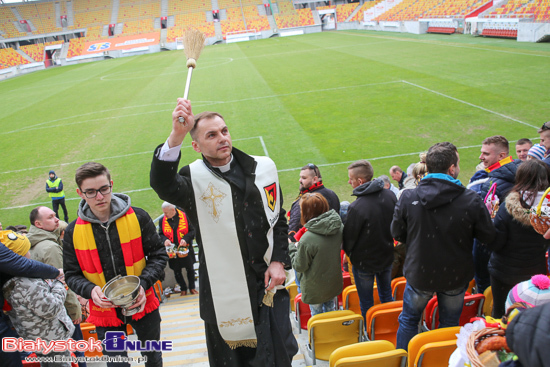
[
  {"x1": 391, "y1": 277, "x2": 406, "y2": 301},
  {"x1": 80, "y1": 322, "x2": 103, "y2": 357},
  {"x1": 342, "y1": 285, "x2": 361, "y2": 315},
  {"x1": 365, "y1": 300, "x2": 403, "y2": 346},
  {"x1": 286, "y1": 282, "x2": 299, "y2": 313},
  {"x1": 407, "y1": 326, "x2": 461, "y2": 367},
  {"x1": 294, "y1": 293, "x2": 311, "y2": 333},
  {"x1": 307, "y1": 311, "x2": 364, "y2": 364},
  {"x1": 329, "y1": 340, "x2": 407, "y2": 367},
  {"x1": 483, "y1": 286, "x2": 493, "y2": 317},
  {"x1": 424, "y1": 293, "x2": 485, "y2": 330}
]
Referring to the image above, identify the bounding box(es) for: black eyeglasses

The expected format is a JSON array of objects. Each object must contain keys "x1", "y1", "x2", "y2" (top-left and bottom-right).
[
  {"x1": 307, "y1": 163, "x2": 321, "y2": 178},
  {"x1": 82, "y1": 185, "x2": 112, "y2": 199},
  {"x1": 541, "y1": 122, "x2": 550, "y2": 131}
]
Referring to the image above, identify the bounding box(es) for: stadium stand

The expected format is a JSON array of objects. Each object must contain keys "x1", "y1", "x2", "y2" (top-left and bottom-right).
[
  {"x1": 66, "y1": 37, "x2": 86, "y2": 59},
  {"x1": 169, "y1": 0, "x2": 212, "y2": 14},
  {"x1": 0, "y1": 6, "x2": 27, "y2": 39},
  {"x1": 16, "y1": 2, "x2": 58, "y2": 35},
  {"x1": 167, "y1": 13, "x2": 215, "y2": 42},
  {"x1": 20, "y1": 43, "x2": 45, "y2": 62},
  {"x1": 336, "y1": 3, "x2": 358, "y2": 22},
  {"x1": 274, "y1": 3, "x2": 300, "y2": 28},
  {"x1": 297, "y1": 8, "x2": 315, "y2": 26},
  {"x1": 221, "y1": 8, "x2": 247, "y2": 35},
  {"x1": 71, "y1": 0, "x2": 111, "y2": 29},
  {"x1": 0, "y1": 47, "x2": 30, "y2": 69},
  {"x1": 487, "y1": 0, "x2": 550, "y2": 21},
  {"x1": 350, "y1": 0, "x2": 383, "y2": 22},
  {"x1": 422, "y1": 0, "x2": 487, "y2": 18}
]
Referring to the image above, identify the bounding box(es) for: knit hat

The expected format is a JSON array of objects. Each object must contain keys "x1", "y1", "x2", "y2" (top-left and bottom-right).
[
  {"x1": 506, "y1": 274, "x2": 550, "y2": 309},
  {"x1": 0, "y1": 230, "x2": 31, "y2": 256},
  {"x1": 528, "y1": 144, "x2": 546, "y2": 160}
]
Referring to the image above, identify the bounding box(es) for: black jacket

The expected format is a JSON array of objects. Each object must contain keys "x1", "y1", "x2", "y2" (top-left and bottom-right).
[
  {"x1": 488, "y1": 191, "x2": 550, "y2": 284},
  {"x1": 288, "y1": 184, "x2": 340, "y2": 241},
  {"x1": 63, "y1": 194, "x2": 168, "y2": 299},
  {"x1": 391, "y1": 176, "x2": 495, "y2": 292},
  {"x1": 479, "y1": 159, "x2": 521, "y2": 201},
  {"x1": 506, "y1": 302, "x2": 550, "y2": 367},
  {"x1": 150, "y1": 146, "x2": 291, "y2": 324},
  {"x1": 343, "y1": 179, "x2": 396, "y2": 273}
]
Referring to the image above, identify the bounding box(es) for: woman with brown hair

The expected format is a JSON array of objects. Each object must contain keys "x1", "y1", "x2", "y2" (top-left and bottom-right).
[
  {"x1": 488, "y1": 159, "x2": 550, "y2": 318},
  {"x1": 288, "y1": 193, "x2": 343, "y2": 316}
]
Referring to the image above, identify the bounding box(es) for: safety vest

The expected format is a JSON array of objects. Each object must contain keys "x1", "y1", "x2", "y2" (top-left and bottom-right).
[{"x1": 46, "y1": 178, "x2": 65, "y2": 199}]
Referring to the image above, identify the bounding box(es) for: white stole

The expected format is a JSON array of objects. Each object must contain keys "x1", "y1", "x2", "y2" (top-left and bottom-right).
[{"x1": 189, "y1": 156, "x2": 280, "y2": 348}]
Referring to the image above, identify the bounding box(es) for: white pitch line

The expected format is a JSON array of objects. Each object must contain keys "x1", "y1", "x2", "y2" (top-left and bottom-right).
[
  {"x1": 259, "y1": 136, "x2": 269, "y2": 157},
  {"x1": 3, "y1": 138, "x2": 538, "y2": 211},
  {"x1": 277, "y1": 137, "x2": 540, "y2": 173},
  {"x1": 339, "y1": 31, "x2": 550, "y2": 59},
  {"x1": 1, "y1": 81, "x2": 403, "y2": 135},
  {"x1": 0, "y1": 187, "x2": 154, "y2": 210},
  {"x1": 0, "y1": 136, "x2": 264, "y2": 175},
  {"x1": 401, "y1": 80, "x2": 538, "y2": 129}
]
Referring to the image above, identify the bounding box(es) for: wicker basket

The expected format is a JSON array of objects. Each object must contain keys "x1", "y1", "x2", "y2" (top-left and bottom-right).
[
  {"x1": 529, "y1": 187, "x2": 550, "y2": 235},
  {"x1": 466, "y1": 327, "x2": 506, "y2": 367}
]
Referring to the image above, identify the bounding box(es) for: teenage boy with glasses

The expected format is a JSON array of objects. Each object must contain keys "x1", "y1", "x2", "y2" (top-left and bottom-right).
[{"x1": 62, "y1": 162, "x2": 168, "y2": 367}]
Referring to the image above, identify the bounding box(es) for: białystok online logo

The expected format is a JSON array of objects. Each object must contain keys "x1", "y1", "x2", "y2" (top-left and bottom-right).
[{"x1": 2, "y1": 332, "x2": 172, "y2": 354}]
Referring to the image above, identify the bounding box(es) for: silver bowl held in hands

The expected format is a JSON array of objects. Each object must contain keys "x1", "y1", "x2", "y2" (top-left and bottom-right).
[{"x1": 102, "y1": 275, "x2": 141, "y2": 316}]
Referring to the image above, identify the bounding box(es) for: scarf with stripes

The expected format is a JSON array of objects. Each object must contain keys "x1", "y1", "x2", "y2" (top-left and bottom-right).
[{"x1": 73, "y1": 207, "x2": 159, "y2": 326}]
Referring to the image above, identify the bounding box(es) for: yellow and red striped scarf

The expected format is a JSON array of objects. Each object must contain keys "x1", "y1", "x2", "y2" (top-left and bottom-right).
[
  {"x1": 162, "y1": 209, "x2": 189, "y2": 244},
  {"x1": 73, "y1": 207, "x2": 159, "y2": 326},
  {"x1": 485, "y1": 156, "x2": 513, "y2": 173}
]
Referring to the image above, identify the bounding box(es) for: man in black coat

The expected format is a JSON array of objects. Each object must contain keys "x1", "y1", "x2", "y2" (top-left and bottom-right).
[
  {"x1": 149, "y1": 99, "x2": 297, "y2": 367},
  {"x1": 157, "y1": 201, "x2": 197, "y2": 296},
  {"x1": 472, "y1": 135, "x2": 521, "y2": 294},
  {"x1": 287, "y1": 163, "x2": 340, "y2": 241},
  {"x1": 343, "y1": 160, "x2": 397, "y2": 322},
  {"x1": 391, "y1": 142, "x2": 495, "y2": 350}
]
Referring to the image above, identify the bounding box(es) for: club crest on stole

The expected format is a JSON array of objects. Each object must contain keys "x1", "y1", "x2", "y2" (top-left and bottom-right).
[
  {"x1": 264, "y1": 183, "x2": 277, "y2": 212},
  {"x1": 200, "y1": 182, "x2": 226, "y2": 222}
]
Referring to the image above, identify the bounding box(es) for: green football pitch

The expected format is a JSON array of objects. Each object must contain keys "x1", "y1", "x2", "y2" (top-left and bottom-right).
[{"x1": 1, "y1": 30, "x2": 549, "y2": 227}]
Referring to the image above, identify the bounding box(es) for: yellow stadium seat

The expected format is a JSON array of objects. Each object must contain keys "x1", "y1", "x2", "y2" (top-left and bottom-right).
[
  {"x1": 407, "y1": 326, "x2": 460, "y2": 367},
  {"x1": 307, "y1": 311, "x2": 364, "y2": 365},
  {"x1": 483, "y1": 286, "x2": 493, "y2": 317},
  {"x1": 330, "y1": 340, "x2": 405, "y2": 367}
]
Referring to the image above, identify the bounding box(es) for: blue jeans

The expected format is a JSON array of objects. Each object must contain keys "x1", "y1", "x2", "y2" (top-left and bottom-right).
[
  {"x1": 309, "y1": 299, "x2": 336, "y2": 316},
  {"x1": 396, "y1": 283, "x2": 466, "y2": 350},
  {"x1": 473, "y1": 239, "x2": 491, "y2": 294},
  {"x1": 353, "y1": 265, "x2": 393, "y2": 322}
]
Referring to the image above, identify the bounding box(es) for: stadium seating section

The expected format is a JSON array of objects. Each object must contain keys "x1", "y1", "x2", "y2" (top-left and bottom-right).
[
  {"x1": 0, "y1": 47, "x2": 30, "y2": 69},
  {"x1": 350, "y1": 0, "x2": 382, "y2": 22},
  {"x1": 1, "y1": 0, "x2": 549, "y2": 63}
]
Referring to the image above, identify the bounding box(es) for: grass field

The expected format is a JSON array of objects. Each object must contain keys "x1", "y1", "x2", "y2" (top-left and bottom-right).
[{"x1": 1, "y1": 30, "x2": 549, "y2": 227}]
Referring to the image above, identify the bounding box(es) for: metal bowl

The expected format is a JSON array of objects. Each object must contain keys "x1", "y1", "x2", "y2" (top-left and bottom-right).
[{"x1": 102, "y1": 275, "x2": 140, "y2": 309}]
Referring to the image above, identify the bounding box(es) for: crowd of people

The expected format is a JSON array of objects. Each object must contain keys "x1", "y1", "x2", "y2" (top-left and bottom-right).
[{"x1": 1, "y1": 101, "x2": 550, "y2": 367}]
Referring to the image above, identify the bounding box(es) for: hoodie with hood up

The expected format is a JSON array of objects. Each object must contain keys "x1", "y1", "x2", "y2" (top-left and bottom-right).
[
  {"x1": 288, "y1": 209, "x2": 343, "y2": 305},
  {"x1": 63, "y1": 193, "x2": 167, "y2": 300},
  {"x1": 343, "y1": 178, "x2": 397, "y2": 273},
  {"x1": 391, "y1": 176, "x2": 495, "y2": 292}
]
